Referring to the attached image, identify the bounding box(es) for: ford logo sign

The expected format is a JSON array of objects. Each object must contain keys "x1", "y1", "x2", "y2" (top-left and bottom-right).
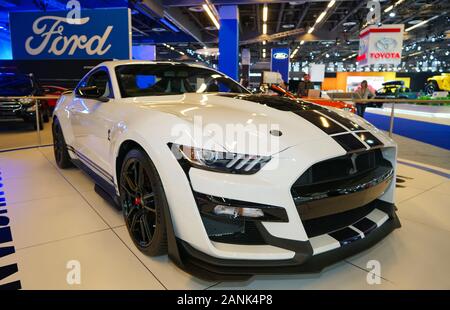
[{"x1": 273, "y1": 52, "x2": 288, "y2": 60}]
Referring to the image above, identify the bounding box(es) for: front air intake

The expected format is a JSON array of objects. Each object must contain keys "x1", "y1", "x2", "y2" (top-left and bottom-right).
[{"x1": 291, "y1": 149, "x2": 394, "y2": 220}]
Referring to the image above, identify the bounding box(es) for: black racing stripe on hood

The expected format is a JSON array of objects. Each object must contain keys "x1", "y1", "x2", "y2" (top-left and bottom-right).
[
  {"x1": 216, "y1": 94, "x2": 324, "y2": 112},
  {"x1": 294, "y1": 111, "x2": 347, "y2": 135},
  {"x1": 318, "y1": 110, "x2": 365, "y2": 131},
  {"x1": 216, "y1": 94, "x2": 347, "y2": 135},
  {"x1": 356, "y1": 132, "x2": 384, "y2": 148},
  {"x1": 333, "y1": 134, "x2": 367, "y2": 153}
]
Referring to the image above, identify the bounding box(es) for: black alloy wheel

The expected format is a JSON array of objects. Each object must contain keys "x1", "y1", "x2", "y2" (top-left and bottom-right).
[
  {"x1": 120, "y1": 149, "x2": 167, "y2": 256},
  {"x1": 52, "y1": 119, "x2": 73, "y2": 169},
  {"x1": 425, "y1": 81, "x2": 439, "y2": 95}
]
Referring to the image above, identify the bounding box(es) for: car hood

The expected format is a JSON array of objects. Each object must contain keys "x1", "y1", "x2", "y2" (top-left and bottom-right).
[{"x1": 125, "y1": 93, "x2": 385, "y2": 156}]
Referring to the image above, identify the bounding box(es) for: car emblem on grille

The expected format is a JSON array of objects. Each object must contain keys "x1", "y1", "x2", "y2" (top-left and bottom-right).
[{"x1": 349, "y1": 153, "x2": 358, "y2": 175}]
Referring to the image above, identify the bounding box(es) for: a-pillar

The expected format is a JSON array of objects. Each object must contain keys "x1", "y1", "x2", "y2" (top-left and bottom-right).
[{"x1": 218, "y1": 5, "x2": 239, "y2": 81}]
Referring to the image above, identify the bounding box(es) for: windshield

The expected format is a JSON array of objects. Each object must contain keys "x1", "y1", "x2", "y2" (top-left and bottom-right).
[
  {"x1": 115, "y1": 64, "x2": 249, "y2": 98},
  {"x1": 0, "y1": 74, "x2": 34, "y2": 96}
]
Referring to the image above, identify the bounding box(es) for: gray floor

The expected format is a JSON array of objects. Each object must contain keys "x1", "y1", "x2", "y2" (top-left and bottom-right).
[
  {"x1": 391, "y1": 132, "x2": 450, "y2": 170},
  {"x1": 0, "y1": 119, "x2": 53, "y2": 150},
  {"x1": 0, "y1": 146, "x2": 449, "y2": 289}
]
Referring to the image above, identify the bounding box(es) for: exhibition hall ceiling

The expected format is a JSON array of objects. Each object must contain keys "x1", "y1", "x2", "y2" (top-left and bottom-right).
[{"x1": 0, "y1": 0, "x2": 448, "y2": 69}]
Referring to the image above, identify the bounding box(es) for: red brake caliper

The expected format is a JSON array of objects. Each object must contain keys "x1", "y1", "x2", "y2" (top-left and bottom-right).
[{"x1": 134, "y1": 197, "x2": 142, "y2": 206}]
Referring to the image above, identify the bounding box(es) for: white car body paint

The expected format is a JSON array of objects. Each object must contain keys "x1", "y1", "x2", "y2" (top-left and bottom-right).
[{"x1": 54, "y1": 60, "x2": 398, "y2": 262}]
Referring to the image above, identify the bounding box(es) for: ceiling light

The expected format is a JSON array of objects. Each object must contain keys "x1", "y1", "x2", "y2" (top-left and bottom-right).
[
  {"x1": 262, "y1": 40, "x2": 267, "y2": 45},
  {"x1": 389, "y1": 12, "x2": 396, "y2": 17},
  {"x1": 343, "y1": 21, "x2": 357, "y2": 27},
  {"x1": 300, "y1": 40, "x2": 305, "y2": 45},
  {"x1": 408, "y1": 20, "x2": 424, "y2": 25},
  {"x1": 263, "y1": 4, "x2": 268, "y2": 22},
  {"x1": 395, "y1": 0, "x2": 405, "y2": 5},
  {"x1": 188, "y1": 6, "x2": 204, "y2": 12},
  {"x1": 325, "y1": 53, "x2": 330, "y2": 58},
  {"x1": 282, "y1": 24, "x2": 295, "y2": 29},
  {"x1": 307, "y1": 27, "x2": 314, "y2": 34},
  {"x1": 290, "y1": 48, "x2": 299, "y2": 59},
  {"x1": 316, "y1": 12, "x2": 327, "y2": 24},
  {"x1": 328, "y1": 0, "x2": 336, "y2": 8},
  {"x1": 405, "y1": 16, "x2": 439, "y2": 32},
  {"x1": 152, "y1": 27, "x2": 167, "y2": 32},
  {"x1": 203, "y1": 4, "x2": 220, "y2": 30},
  {"x1": 384, "y1": 5, "x2": 394, "y2": 13},
  {"x1": 263, "y1": 23, "x2": 267, "y2": 35}
]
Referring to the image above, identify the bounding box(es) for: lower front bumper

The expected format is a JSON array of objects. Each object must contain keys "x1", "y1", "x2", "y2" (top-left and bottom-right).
[
  {"x1": 175, "y1": 202, "x2": 400, "y2": 281},
  {"x1": 0, "y1": 111, "x2": 36, "y2": 122}
]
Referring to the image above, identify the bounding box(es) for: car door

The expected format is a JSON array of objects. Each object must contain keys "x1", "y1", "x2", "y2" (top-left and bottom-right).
[{"x1": 68, "y1": 68, "x2": 115, "y2": 182}]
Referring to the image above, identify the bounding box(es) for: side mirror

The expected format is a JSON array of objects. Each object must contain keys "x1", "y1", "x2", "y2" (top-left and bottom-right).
[{"x1": 77, "y1": 86, "x2": 109, "y2": 102}]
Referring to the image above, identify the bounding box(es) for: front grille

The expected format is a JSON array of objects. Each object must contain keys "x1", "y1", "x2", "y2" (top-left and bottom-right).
[
  {"x1": 293, "y1": 149, "x2": 384, "y2": 187},
  {"x1": 0, "y1": 101, "x2": 21, "y2": 117},
  {"x1": 291, "y1": 149, "x2": 394, "y2": 220}
]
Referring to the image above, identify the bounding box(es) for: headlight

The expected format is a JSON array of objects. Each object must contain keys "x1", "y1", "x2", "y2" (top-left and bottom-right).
[
  {"x1": 169, "y1": 143, "x2": 271, "y2": 174},
  {"x1": 26, "y1": 104, "x2": 37, "y2": 112},
  {"x1": 195, "y1": 192, "x2": 288, "y2": 223},
  {"x1": 19, "y1": 98, "x2": 34, "y2": 105}
]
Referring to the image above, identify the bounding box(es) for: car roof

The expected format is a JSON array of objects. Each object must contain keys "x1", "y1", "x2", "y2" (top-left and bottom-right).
[
  {"x1": 383, "y1": 80, "x2": 404, "y2": 86},
  {"x1": 98, "y1": 60, "x2": 211, "y2": 71}
]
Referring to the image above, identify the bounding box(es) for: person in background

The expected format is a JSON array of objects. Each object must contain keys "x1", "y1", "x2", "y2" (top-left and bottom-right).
[
  {"x1": 297, "y1": 74, "x2": 314, "y2": 97},
  {"x1": 279, "y1": 80, "x2": 288, "y2": 90},
  {"x1": 241, "y1": 78, "x2": 249, "y2": 89},
  {"x1": 354, "y1": 80, "x2": 375, "y2": 118}
]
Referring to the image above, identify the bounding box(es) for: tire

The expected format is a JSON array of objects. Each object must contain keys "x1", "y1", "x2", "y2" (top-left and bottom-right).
[
  {"x1": 119, "y1": 148, "x2": 168, "y2": 256},
  {"x1": 33, "y1": 112, "x2": 44, "y2": 130},
  {"x1": 52, "y1": 118, "x2": 73, "y2": 169},
  {"x1": 425, "y1": 81, "x2": 439, "y2": 95},
  {"x1": 43, "y1": 108, "x2": 50, "y2": 123}
]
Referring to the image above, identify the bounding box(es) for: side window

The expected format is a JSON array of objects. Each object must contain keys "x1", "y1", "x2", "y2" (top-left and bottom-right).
[
  {"x1": 78, "y1": 69, "x2": 113, "y2": 98},
  {"x1": 86, "y1": 70, "x2": 112, "y2": 98}
]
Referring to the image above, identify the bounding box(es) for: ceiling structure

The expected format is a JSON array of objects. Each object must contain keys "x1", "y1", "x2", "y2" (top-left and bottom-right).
[{"x1": 0, "y1": 0, "x2": 449, "y2": 72}]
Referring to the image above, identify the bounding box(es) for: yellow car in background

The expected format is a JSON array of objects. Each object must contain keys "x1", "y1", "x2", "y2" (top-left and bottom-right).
[{"x1": 425, "y1": 73, "x2": 450, "y2": 94}]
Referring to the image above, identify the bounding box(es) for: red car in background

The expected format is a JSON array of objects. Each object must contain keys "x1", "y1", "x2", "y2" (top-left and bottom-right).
[
  {"x1": 42, "y1": 85, "x2": 68, "y2": 109},
  {"x1": 270, "y1": 84, "x2": 356, "y2": 114}
]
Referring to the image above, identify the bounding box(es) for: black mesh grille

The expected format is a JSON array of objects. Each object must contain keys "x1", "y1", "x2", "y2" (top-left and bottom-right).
[
  {"x1": 293, "y1": 149, "x2": 385, "y2": 188},
  {"x1": 291, "y1": 149, "x2": 393, "y2": 221}
]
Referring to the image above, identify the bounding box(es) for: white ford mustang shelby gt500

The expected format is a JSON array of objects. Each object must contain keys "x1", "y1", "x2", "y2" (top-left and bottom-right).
[{"x1": 53, "y1": 60, "x2": 400, "y2": 280}]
